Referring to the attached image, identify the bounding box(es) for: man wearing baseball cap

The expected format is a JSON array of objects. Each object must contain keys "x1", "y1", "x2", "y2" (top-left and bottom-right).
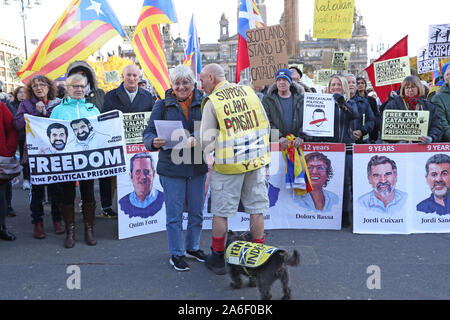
[{"x1": 262, "y1": 68, "x2": 306, "y2": 150}]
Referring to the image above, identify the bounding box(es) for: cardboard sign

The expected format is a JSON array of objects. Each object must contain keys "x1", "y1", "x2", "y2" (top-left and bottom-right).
[
  {"x1": 8, "y1": 55, "x2": 25, "y2": 82},
  {"x1": 353, "y1": 143, "x2": 450, "y2": 234},
  {"x1": 123, "y1": 112, "x2": 151, "y2": 145},
  {"x1": 428, "y1": 23, "x2": 450, "y2": 59},
  {"x1": 331, "y1": 51, "x2": 350, "y2": 70},
  {"x1": 322, "y1": 51, "x2": 333, "y2": 69},
  {"x1": 374, "y1": 56, "x2": 411, "y2": 86},
  {"x1": 417, "y1": 46, "x2": 439, "y2": 74},
  {"x1": 382, "y1": 110, "x2": 430, "y2": 141},
  {"x1": 315, "y1": 69, "x2": 332, "y2": 86},
  {"x1": 246, "y1": 24, "x2": 289, "y2": 87},
  {"x1": 303, "y1": 93, "x2": 335, "y2": 137},
  {"x1": 105, "y1": 70, "x2": 120, "y2": 83},
  {"x1": 313, "y1": 0, "x2": 355, "y2": 39}
]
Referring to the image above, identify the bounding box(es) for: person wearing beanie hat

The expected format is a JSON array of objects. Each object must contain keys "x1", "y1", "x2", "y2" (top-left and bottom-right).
[
  {"x1": 275, "y1": 68, "x2": 293, "y2": 84},
  {"x1": 262, "y1": 68, "x2": 306, "y2": 151}
]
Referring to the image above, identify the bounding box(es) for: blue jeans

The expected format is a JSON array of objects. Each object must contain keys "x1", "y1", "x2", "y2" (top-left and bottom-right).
[{"x1": 159, "y1": 174, "x2": 206, "y2": 257}]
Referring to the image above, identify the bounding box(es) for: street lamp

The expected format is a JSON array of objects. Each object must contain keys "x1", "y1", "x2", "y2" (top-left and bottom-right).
[{"x1": 2, "y1": 0, "x2": 43, "y2": 59}]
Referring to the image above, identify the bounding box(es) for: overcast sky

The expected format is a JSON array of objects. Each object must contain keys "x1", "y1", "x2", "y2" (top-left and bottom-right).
[{"x1": 0, "y1": 0, "x2": 448, "y2": 60}]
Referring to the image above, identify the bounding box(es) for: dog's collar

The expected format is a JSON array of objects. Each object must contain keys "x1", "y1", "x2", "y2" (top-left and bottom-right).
[{"x1": 226, "y1": 241, "x2": 283, "y2": 268}]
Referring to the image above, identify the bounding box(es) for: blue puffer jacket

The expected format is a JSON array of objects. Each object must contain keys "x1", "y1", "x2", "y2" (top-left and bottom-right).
[
  {"x1": 50, "y1": 97, "x2": 100, "y2": 121},
  {"x1": 143, "y1": 88, "x2": 208, "y2": 178}
]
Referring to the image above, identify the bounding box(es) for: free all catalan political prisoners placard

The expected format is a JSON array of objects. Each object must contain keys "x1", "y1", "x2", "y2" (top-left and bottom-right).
[{"x1": 382, "y1": 110, "x2": 430, "y2": 141}]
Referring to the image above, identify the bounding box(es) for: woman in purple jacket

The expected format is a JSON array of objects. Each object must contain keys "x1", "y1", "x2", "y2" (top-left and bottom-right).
[{"x1": 14, "y1": 75, "x2": 63, "y2": 240}]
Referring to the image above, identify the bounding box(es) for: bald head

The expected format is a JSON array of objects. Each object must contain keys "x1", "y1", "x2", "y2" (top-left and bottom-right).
[
  {"x1": 122, "y1": 64, "x2": 140, "y2": 92},
  {"x1": 200, "y1": 63, "x2": 226, "y2": 95}
]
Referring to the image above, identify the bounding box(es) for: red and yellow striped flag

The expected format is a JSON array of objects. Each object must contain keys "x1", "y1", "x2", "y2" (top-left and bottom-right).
[
  {"x1": 132, "y1": 0, "x2": 178, "y2": 98},
  {"x1": 17, "y1": 0, "x2": 125, "y2": 85}
]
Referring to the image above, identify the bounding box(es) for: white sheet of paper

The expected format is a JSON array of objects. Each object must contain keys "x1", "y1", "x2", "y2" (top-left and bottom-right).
[{"x1": 154, "y1": 120, "x2": 187, "y2": 150}]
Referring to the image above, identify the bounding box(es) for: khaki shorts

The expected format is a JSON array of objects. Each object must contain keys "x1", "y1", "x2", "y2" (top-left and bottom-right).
[{"x1": 210, "y1": 167, "x2": 269, "y2": 217}]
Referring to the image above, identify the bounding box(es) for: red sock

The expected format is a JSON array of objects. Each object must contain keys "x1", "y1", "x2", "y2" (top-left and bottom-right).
[
  {"x1": 252, "y1": 236, "x2": 265, "y2": 244},
  {"x1": 211, "y1": 236, "x2": 225, "y2": 252}
]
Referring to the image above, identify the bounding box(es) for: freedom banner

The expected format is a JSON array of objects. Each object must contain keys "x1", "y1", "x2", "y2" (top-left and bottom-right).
[
  {"x1": 374, "y1": 56, "x2": 411, "y2": 87},
  {"x1": 313, "y1": 0, "x2": 355, "y2": 39},
  {"x1": 381, "y1": 110, "x2": 430, "y2": 141},
  {"x1": 302, "y1": 93, "x2": 335, "y2": 137},
  {"x1": 428, "y1": 23, "x2": 450, "y2": 59},
  {"x1": 25, "y1": 111, "x2": 127, "y2": 185},
  {"x1": 353, "y1": 143, "x2": 450, "y2": 234}
]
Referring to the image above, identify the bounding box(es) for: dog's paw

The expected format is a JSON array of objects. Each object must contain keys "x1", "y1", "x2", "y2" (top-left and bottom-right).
[
  {"x1": 248, "y1": 277, "x2": 257, "y2": 287},
  {"x1": 230, "y1": 281, "x2": 242, "y2": 289}
]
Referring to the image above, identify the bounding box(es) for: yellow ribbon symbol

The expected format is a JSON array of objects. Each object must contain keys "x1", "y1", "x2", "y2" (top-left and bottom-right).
[{"x1": 25, "y1": 117, "x2": 35, "y2": 138}]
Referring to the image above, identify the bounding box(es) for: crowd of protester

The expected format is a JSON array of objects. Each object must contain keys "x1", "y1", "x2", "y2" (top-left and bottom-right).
[{"x1": 0, "y1": 60, "x2": 449, "y2": 273}]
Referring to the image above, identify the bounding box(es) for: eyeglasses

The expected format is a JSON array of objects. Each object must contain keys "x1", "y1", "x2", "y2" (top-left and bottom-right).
[
  {"x1": 70, "y1": 85, "x2": 86, "y2": 89},
  {"x1": 31, "y1": 83, "x2": 47, "y2": 89},
  {"x1": 405, "y1": 86, "x2": 417, "y2": 91}
]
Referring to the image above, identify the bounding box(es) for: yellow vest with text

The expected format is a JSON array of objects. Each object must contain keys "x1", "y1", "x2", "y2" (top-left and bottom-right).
[
  {"x1": 206, "y1": 84, "x2": 270, "y2": 174},
  {"x1": 226, "y1": 241, "x2": 282, "y2": 268}
]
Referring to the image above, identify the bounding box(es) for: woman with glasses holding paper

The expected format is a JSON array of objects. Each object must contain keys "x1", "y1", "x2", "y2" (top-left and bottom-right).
[
  {"x1": 143, "y1": 65, "x2": 208, "y2": 272},
  {"x1": 383, "y1": 75, "x2": 442, "y2": 144},
  {"x1": 13, "y1": 75, "x2": 63, "y2": 240},
  {"x1": 50, "y1": 73, "x2": 100, "y2": 248}
]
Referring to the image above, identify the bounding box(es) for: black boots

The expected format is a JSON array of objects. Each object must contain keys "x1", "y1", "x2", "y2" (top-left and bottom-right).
[
  {"x1": 205, "y1": 248, "x2": 226, "y2": 275},
  {"x1": 0, "y1": 225, "x2": 16, "y2": 241}
]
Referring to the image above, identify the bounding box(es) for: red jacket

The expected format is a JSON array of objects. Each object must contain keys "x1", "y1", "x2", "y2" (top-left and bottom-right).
[{"x1": 0, "y1": 102, "x2": 18, "y2": 184}]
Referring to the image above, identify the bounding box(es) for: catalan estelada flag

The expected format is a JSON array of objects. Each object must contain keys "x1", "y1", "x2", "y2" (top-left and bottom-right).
[
  {"x1": 282, "y1": 134, "x2": 312, "y2": 196},
  {"x1": 132, "y1": 0, "x2": 177, "y2": 98},
  {"x1": 18, "y1": 0, "x2": 125, "y2": 84},
  {"x1": 236, "y1": 0, "x2": 265, "y2": 83},
  {"x1": 182, "y1": 13, "x2": 202, "y2": 80}
]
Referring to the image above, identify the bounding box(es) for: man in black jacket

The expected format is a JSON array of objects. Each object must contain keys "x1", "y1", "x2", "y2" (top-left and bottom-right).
[{"x1": 103, "y1": 64, "x2": 154, "y2": 113}]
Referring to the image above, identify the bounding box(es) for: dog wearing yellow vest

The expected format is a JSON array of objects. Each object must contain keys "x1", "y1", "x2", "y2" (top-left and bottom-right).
[{"x1": 225, "y1": 231, "x2": 300, "y2": 300}]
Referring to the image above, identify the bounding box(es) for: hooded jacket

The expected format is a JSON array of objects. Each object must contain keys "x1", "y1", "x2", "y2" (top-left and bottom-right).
[
  {"x1": 49, "y1": 96, "x2": 99, "y2": 121},
  {"x1": 67, "y1": 61, "x2": 105, "y2": 112},
  {"x1": 431, "y1": 83, "x2": 450, "y2": 142},
  {"x1": 262, "y1": 81, "x2": 306, "y2": 139}
]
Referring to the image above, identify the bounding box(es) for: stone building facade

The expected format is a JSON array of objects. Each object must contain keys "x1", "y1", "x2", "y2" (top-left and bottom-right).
[{"x1": 0, "y1": 39, "x2": 23, "y2": 93}]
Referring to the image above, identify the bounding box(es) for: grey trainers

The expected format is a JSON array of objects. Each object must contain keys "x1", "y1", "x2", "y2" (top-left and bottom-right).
[
  {"x1": 205, "y1": 249, "x2": 226, "y2": 275},
  {"x1": 170, "y1": 255, "x2": 190, "y2": 272},
  {"x1": 186, "y1": 249, "x2": 207, "y2": 262}
]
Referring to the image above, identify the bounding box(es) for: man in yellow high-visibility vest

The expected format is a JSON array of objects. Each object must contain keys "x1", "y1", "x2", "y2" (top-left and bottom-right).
[{"x1": 200, "y1": 63, "x2": 271, "y2": 275}]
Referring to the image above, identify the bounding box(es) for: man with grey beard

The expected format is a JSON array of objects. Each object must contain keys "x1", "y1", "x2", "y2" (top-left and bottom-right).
[
  {"x1": 417, "y1": 154, "x2": 450, "y2": 215},
  {"x1": 358, "y1": 155, "x2": 407, "y2": 213}
]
